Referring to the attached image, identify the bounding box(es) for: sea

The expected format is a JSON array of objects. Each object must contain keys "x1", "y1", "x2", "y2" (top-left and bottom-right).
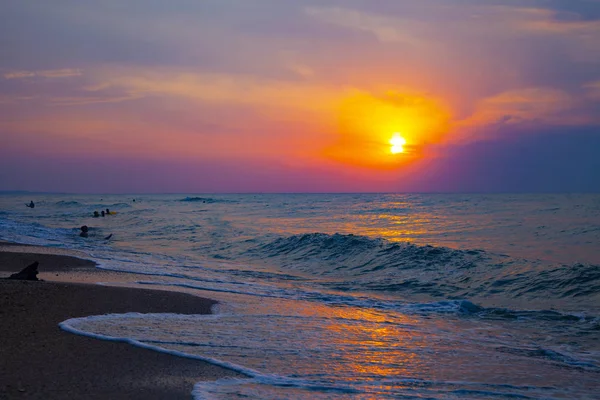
[{"x1": 1, "y1": 193, "x2": 599, "y2": 399}]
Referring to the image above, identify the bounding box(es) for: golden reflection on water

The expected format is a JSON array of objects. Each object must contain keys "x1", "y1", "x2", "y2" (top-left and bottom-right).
[
  {"x1": 246, "y1": 200, "x2": 442, "y2": 239},
  {"x1": 291, "y1": 301, "x2": 430, "y2": 383},
  {"x1": 359, "y1": 213, "x2": 436, "y2": 243}
]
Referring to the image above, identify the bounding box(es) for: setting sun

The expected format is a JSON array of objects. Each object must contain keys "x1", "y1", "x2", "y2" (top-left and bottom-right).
[
  {"x1": 390, "y1": 133, "x2": 407, "y2": 154},
  {"x1": 323, "y1": 90, "x2": 451, "y2": 169}
]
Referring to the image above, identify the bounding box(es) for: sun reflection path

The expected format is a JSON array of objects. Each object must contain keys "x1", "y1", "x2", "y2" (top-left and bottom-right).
[
  {"x1": 309, "y1": 304, "x2": 430, "y2": 384},
  {"x1": 67, "y1": 289, "x2": 599, "y2": 399}
]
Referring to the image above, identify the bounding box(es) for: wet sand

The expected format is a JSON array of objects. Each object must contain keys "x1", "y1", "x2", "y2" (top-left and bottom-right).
[{"x1": 0, "y1": 248, "x2": 242, "y2": 399}]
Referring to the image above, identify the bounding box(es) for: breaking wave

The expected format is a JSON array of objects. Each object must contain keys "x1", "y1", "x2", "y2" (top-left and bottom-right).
[{"x1": 247, "y1": 233, "x2": 600, "y2": 306}]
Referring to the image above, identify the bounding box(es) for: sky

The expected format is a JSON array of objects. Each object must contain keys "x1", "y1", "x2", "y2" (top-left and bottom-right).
[{"x1": 1, "y1": 0, "x2": 599, "y2": 193}]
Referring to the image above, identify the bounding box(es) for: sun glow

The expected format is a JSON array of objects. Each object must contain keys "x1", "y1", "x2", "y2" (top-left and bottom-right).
[
  {"x1": 323, "y1": 90, "x2": 452, "y2": 169},
  {"x1": 390, "y1": 133, "x2": 407, "y2": 154}
]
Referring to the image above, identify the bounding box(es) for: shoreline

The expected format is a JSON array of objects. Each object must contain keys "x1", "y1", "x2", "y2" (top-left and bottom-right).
[{"x1": 0, "y1": 245, "x2": 242, "y2": 399}]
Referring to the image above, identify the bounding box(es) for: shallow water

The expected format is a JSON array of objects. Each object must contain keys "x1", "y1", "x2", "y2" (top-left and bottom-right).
[{"x1": 1, "y1": 193, "x2": 599, "y2": 398}]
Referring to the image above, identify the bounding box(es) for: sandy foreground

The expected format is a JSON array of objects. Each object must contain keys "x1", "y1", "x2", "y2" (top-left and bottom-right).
[{"x1": 0, "y1": 245, "x2": 243, "y2": 399}]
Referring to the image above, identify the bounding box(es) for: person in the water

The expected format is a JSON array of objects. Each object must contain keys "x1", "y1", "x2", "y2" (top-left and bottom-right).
[
  {"x1": 93, "y1": 211, "x2": 100, "y2": 218},
  {"x1": 26, "y1": 201, "x2": 35, "y2": 208},
  {"x1": 101, "y1": 210, "x2": 105, "y2": 217}
]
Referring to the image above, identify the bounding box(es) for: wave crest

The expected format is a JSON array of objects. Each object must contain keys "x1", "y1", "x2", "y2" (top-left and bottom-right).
[
  {"x1": 250, "y1": 233, "x2": 600, "y2": 305},
  {"x1": 255, "y1": 232, "x2": 485, "y2": 273}
]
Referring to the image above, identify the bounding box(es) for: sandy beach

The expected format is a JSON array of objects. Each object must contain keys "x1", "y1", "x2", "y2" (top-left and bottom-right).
[{"x1": 0, "y1": 247, "x2": 242, "y2": 399}]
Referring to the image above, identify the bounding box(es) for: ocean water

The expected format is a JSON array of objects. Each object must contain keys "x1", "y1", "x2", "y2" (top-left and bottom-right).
[{"x1": 1, "y1": 193, "x2": 599, "y2": 399}]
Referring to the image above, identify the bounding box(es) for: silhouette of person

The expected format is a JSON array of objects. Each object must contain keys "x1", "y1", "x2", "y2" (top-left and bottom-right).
[
  {"x1": 26, "y1": 201, "x2": 35, "y2": 208},
  {"x1": 101, "y1": 211, "x2": 105, "y2": 217},
  {"x1": 93, "y1": 211, "x2": 100, "y2": 218},
  {"x1": 80, "y1": 225, "x2": 89, "y2": 238}
]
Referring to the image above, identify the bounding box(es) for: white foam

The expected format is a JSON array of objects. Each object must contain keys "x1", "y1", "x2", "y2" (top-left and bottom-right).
[
  {"x1": 192, "y1": 378, "x2": 253, "y2": 400},
  {"x1": 59, "y1": 313, "x2": 261, "y2": 378},
  {"x1": 59, "y1": 312, "x2": 367, "y2": 400}
]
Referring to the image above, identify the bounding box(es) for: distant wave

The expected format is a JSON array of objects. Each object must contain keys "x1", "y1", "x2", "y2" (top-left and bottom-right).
[
  {"x1": 55, "y1": 200, "x2": 82, "y2": 206},
  {"x1": 54, "y1": 200, "x2": 131, "y2": 209},
  {"x1": 179, "y1": 197, "x2": 230, "y2": 204},
  {"x1": 106, "y1": 202, "x2": 132, "y2": 208}
]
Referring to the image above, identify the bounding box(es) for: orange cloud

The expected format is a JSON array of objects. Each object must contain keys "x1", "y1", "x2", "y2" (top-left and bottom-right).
[
  {"x1": 461, "y1": 88, "x2": 574, "y2": 126},
  {"x1": 447, "y1": 87, "x2": 600, "y2": 144}
]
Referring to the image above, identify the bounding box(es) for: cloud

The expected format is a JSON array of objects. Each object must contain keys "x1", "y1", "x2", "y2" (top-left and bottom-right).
[
  {"x1": 517, "y1": 8, "x2": 600, "y2": 34},
  {"x1": 3, "y1": 68, "x2": 82, "y2": 80},
  {"x1": 305, "y1": 6, "x2": 426, "y2": 45},
  {"x1": 88, "y1": 67, "x2": 342, "y2": 112},
  {"x1": 462, "y1": 88, "x2": 576, "y2": 126},
  {"x1": 510, "y1": 7, "x2": 600, "y2": 62},
  {"x1": 3, "y1": 71, "x2": 36, "y2": 79},
  {"x1": 450, "y1": 87, "x2": 591, "y2": 143},
  {"x1": 446, "y1": 84, "x2": 600, "y2": 146},
  {"x1": 1, "y1": 0, "x2": 600, "y2": 186},
  {"x1": 306, "y1": 3, "x2": 600, "y2": 65},
  {"x1": 585, "y1": 80, "x2": 600, "y2": 100},
  {"x1": 0, "y1": 67, "x2": 140, "y2": 106},
  {"x1": 38, "y1": 68, "x2": 83, "y2": 78},
  {"x1": 47, "y1": 94, "x2": 142, "y2": 106},
  {"x1": 412, "y1": 125, "x2": 600, "y2": 193}
]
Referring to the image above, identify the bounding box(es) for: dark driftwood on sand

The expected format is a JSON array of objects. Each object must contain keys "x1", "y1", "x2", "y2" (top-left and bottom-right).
[{"x1": 8, "y1": 261, "x2": 39, "y2": 281}]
